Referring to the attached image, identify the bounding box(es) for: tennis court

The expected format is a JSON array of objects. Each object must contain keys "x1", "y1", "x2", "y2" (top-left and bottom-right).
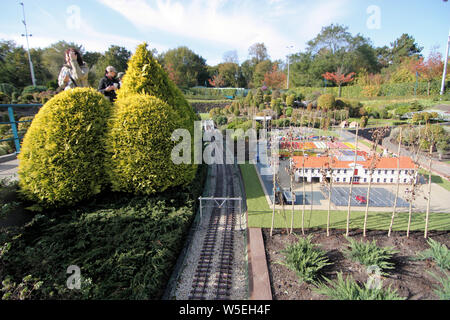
[{"x1": 325, "y1": 186, "x2": 409, "y2": 207}]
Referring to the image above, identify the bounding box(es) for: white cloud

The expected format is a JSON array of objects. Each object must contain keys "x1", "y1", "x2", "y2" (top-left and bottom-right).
[{"x1": 96, "y1": 0, "x2": 352, "y2": 63}]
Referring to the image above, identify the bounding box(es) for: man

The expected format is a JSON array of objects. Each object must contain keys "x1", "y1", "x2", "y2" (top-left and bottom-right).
[{"x1": 98, "y1": 66, "x2": 120, "y2": 102}]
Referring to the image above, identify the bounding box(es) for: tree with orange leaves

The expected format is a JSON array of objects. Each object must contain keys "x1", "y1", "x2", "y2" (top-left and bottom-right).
[
  {"x1": 322, "y1": 67, "x2": 356, "y2": 97},
  {"x1": 411, "y1": 51, "x2": 444, "y2": 96},
  {"x1": 208, "y1": 73, "x2": 225, "y2": 88},
  {"x1": 263, "y1": 64, "x2": 287, "y2": 89}
]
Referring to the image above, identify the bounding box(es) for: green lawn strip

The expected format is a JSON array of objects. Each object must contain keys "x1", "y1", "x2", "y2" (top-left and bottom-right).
[
  {"x1": 240, "y1": 163, "x2": 450, "y2": 231},
  {"x1": 418, "y1": 169, "x2": 450, "y2": 192}
]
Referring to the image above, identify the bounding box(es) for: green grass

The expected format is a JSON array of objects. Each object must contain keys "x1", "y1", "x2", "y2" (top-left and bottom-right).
[
  {"x1": 419, "y1": 169, "x2": 450, "y2": 192},
  {"x1": 198, "y1": 113, "x2": 211, "y2": 120},
  {"x1": 240, "y1": 163, "x2": 450, "y2": 231}
]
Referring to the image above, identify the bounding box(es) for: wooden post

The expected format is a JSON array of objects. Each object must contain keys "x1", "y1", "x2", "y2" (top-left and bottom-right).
[
  {"x1": 388, "y1": 127, "x2": 402, "y2": 237},
  {"x1": 346, "y1": 124, "x2": 359, "y2": 237},
  {"x1": 424, "y1": 143, "x2": 433, "y2": 238}
]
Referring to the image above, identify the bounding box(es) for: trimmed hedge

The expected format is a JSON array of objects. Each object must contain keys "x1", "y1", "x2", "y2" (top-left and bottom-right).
[
  {"x1": 106, "y1": 94, "x2": 185, "y2": 195},
  {"x1": 291, "y1": 80, "x2": 445, "y2": 99},
  {"x1": 116, "y1": 43, "x2": 197, "y2": 186},
  {"x1": 18, "y1": 88, "x2": 112, "y2": 207}
]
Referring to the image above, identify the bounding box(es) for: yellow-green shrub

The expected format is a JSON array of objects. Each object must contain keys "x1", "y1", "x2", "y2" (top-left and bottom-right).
[
  {"x1": 117, "y1": 42, "x2": 197, "y2": 130},
  {"x1": 106, "y1": 94, "x2": 184, "y2": 194},
  {"x1": 115, "y1": 43, "x2": 197, "y2": 186},
  {"x1": 18, "y1": 88, "x2": 112, "y2": 207},
  {"x1": 317, "y1": 94, "x2": 335, "y2": 111}
]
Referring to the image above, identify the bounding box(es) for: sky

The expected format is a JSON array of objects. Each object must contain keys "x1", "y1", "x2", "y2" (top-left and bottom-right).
[{"x1": 0, "y1": 0, "x2": 449, "y2": 66}]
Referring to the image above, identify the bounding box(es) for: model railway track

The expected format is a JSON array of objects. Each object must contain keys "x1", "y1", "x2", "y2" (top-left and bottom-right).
[{"x1": 188, "y1": 163, "x2": 237, "y2": 300}]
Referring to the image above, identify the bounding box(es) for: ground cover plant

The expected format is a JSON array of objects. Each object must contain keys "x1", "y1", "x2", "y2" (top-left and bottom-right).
[
  {"x1": 343, "y1": 238, "x2": 398, "y2": 274},
  {"x1": 264, "y1": 229, "x2": 450, "y2": 300},
  {"x1": 314, "y1": 272, "x2": 405, "y2": 300},
  {"x1": 0, "y1": 165, "x2": 207, "y2": 299},
  {"x1": 276, "y1": 235, "x2": 332, "y2": 284}
]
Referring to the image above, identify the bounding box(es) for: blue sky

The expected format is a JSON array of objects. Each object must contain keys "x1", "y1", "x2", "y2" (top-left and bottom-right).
[{"x1": 0, "y1": 0, "x2": 449, "y2": 66}]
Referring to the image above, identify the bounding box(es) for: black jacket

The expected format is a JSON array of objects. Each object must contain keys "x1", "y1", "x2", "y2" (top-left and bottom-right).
[{"x1": 98, "y1": 76, "x2": 120, "y2": 101}]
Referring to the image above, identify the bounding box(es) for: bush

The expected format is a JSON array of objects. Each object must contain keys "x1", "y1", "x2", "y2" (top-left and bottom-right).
[
  {"x1": 314, "y1": 272, "x2": 405, "y2": 300},
  {"x1": 285, "y1": 107, "x2": 293, "y2": 117},
  {"x1": 21, "y1": 85, "x2": 48, "y2": 95},
  {"x1": 416, "y1": 238, "x2": 449, "y2": 271},
  {"x1": 18, "y1": 88, "x2": 112, "y2": 207},
  {"x1": 117, "y1": 42, "x2": 197, "y2": 133},
  {"x1": 286, "y1": 94, "x2": 295, "y2": 107},
  {"x1": 343, "y1": 238, "x2": 398, "y2": 274},
  {"x1": 117, "y1": 42, "x2": 197, "y2": 185},
  {"x1": 0, "y1": 91, "x2": 10, "y2": 104},
  {"x1": 106, "y1": 94, "x2": 184, "y2": 195},
  {"x1": 277, "y1": 235, "x2": 332, "y2": 284},
  {"x1": 317, "y1": 94, "x2": 335, "y2": 111}
]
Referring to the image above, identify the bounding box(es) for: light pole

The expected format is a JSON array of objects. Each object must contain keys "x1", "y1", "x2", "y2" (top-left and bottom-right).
[
  {"x1": 440, "y1": 29, "x2": 450, "y2": 96},
  {"x1": 20, "y1": 2, "x2": 36, "y2": 87},
  {"x1": 286, "y1": 45, "x2": 293, "y2": 90}
]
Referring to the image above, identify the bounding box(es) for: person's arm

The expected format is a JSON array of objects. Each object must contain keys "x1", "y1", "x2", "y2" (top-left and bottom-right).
[{"x1": 68, "y1": 54, "x2": 88, "y2": 84}]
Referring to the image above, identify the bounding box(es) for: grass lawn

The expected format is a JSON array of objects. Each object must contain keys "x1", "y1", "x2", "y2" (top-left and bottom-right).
[
  {"x1": 240, "y1": 163, "x2": 450, "y2": 231},
  {"x1": 418, "y1": 169, "x2": 450, "y2": 192},
  {"x1": 199, "y1": 113, "x2": 211, "y2": 120}
]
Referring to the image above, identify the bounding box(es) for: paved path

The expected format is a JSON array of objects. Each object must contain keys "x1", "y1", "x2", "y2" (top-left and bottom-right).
[{"x1": 0, "y1": 158, "x2": 19, "y2": 181}]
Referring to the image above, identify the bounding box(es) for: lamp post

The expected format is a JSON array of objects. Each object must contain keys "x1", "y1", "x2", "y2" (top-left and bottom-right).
[
  {"x1": 440, "y1": 29, "x2": 450, "y2": 96},
  {"x1": 286, "y1": 45, "x2": 293, "y2": 89},
  {"x1": 20, "y1": 2, "x2": 36, "y2": 87}
]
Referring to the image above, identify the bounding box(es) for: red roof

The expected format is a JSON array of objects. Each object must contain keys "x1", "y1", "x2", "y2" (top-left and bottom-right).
[{"x1": 292, "y1": 156, "x2": 417, "y2": 170}]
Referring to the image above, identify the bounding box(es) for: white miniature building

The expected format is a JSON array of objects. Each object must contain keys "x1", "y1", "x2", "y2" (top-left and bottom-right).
[{"x1": 293, "y1": 156, "x2": 417, "y2": 184}]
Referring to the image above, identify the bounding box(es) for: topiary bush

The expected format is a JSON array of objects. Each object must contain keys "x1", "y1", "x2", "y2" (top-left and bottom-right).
[
  {"x1": 116, "y1": 43, "x2": 197, "y2": 186},
  {"x1": 18, "y1": 88, "x2": 112, "y2": 207},
  {"x1": 117, "y1": 42, "x2": 197, "y2": 131},
  {"x1": 317, "y1": 94, "x2": 335, "y2": 111},
  {"x1": 106, "y1": 94, "x2": 183, "y2": 195}
]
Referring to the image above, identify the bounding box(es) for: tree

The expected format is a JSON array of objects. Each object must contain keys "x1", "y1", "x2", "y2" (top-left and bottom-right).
[
  {"x1": 306, "y1": 24, "x2": 352, "y2": 55},
  {"x1": 253, "y1": 60, "x2": 272, "y2": 88},
  {"x1": 0, "y1": 41, "x2": 51, "y2": 88},
  {"x1": 263, "y1": 64, "x2": 286, "y2": 89},
  {"x1": 248, "y1": 43, "x2": 269, "y2": 65},
  {"x1": 94, "y1": 45, "x2": 131, "y2": 84},
  {"x1": 223, "y1": 50, "x2": 239, "y2": 64},
  {"x1": 390, "y1": 33, "x2": 423, "y2": 65},
  {"x1": 217, "y1": 62, "x2": 240, "y2": 87},
  {"x1": 322, "y1": 68, "x2": 356, "y2": 97},
  {"x1": 159, "y1": 46, "x2": 208, "y2": 88},
  {"x1": 208, "y1": 73, "x2": 225, "y2": 88},
  {"x1": 412, "y1": 50, "x2": 444, "y2": 95}
]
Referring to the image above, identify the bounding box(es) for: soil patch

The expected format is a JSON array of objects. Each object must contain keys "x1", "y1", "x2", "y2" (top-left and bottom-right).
[{"x1": 263, "y1": 228, "x2": 449, "y2": 300}]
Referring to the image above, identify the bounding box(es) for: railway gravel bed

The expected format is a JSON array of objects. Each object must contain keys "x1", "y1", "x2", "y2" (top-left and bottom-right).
[{"x1": 168, "y1": 161, "x2": 248, "y2": 300}]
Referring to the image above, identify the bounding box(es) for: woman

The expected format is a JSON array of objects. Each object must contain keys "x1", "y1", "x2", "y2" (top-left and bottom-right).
[{"x1": 58, "y1": 48, "x2": 89, "y2": 90}]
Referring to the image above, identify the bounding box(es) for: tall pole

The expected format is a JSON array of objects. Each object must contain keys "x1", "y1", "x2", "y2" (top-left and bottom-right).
[
  {"x1": 20, "y1": 2, "x2": 36, "y2": 87},
  {"x1": 440, "y1": 30, "x2": 450, "y2": 96},
  {"x1": 286, "y1": 45, "x2": 293, "y2": 90}
]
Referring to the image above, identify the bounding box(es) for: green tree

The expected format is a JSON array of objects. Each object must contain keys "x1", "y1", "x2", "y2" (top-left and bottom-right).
[
  {"x1": 159, "y1": 46, "x2": 208, "y2": 88},
  {"x1": 93, "y1": 45, "x2": 131, "y2": 85},
  {"x1": 253, "y1": 60, "x2": 272, "y2": 88}
]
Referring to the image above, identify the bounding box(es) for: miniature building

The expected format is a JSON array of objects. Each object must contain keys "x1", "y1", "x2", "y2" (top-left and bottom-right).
[{"x1": 292, "y1": 155, "x2": 417, "y2": 184}]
